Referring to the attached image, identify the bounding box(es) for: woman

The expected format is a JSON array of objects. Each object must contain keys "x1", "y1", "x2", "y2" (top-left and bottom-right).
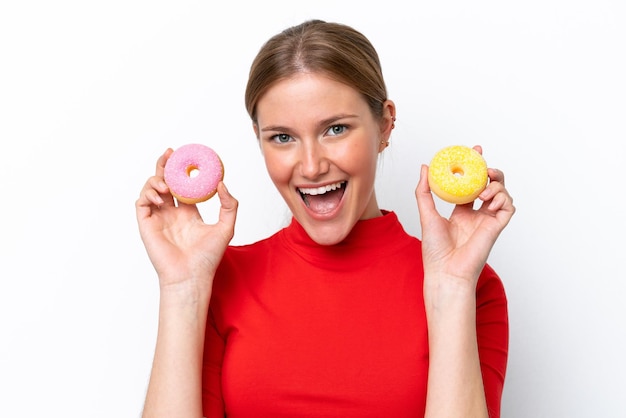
[{"x1": 136, "y1": 19, "x2": 515, "y2": 418}]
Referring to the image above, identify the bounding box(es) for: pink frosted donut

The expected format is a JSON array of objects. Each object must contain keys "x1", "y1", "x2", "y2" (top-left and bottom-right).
[{"x1": 164, "y1": 143, "x2": 224, "y2": 204}]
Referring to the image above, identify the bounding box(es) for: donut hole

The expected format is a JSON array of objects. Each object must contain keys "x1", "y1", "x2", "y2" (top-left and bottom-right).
[
  {"x1": 451, "y1": 165, "x2": 465, "y2": 177},
  {"x1": 185, "y1": 165, "x2": 200, "y2": 178}
]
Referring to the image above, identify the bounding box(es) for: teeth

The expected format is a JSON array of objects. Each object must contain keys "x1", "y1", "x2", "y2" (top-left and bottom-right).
[{"x1": 299, "y1": 181, "x2": 344, "y2": 196}]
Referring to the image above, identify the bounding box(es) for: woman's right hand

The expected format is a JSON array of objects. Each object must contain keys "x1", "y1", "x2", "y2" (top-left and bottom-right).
[
  {"x1": 135, "y1": 148, "x2": 238, "y2": 291},
  {"x1": 138, "y1": 148, "x2": 236, "y2": 417}
]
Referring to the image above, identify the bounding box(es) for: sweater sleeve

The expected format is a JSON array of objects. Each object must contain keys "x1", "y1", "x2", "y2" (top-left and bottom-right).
[{"x1": 476, "y1": 263, "x2": 509, "y2": 418}]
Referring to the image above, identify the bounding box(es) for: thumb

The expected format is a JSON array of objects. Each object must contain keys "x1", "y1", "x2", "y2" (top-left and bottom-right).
[
  {"x1": 415, "y1": 164, "x2": 438, "y2": 222},
  {"x1": 216, "y1": 182, "x2": 238, "y2": 237}
]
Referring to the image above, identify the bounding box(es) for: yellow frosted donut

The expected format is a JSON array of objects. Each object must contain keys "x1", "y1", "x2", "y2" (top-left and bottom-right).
[{"x1": 428, "y1": 145, "x2": 488, "y2": 204}]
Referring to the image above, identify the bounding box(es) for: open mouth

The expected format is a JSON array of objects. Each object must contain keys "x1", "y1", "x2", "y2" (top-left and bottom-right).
[{"x1": 298, "y1": 181, "x2": 347, "y2": 214}]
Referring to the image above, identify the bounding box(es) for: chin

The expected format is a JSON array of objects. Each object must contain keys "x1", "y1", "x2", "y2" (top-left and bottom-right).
[
  {"x1": 300, "y1": 219, "x2": 352, "y2": 246},
  {"x1": 310, "y1": 234, "x2": 345, "y2": 246}
]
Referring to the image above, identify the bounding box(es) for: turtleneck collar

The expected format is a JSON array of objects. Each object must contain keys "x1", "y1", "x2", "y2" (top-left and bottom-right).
[{"x1": 277, "y1": 211, "x2": 417, "y2": 267}]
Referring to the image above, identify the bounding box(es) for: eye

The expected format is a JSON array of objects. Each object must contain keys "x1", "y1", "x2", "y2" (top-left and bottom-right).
[
  {"x1": 326, "y1": 124, "x2": 347, "y2": 136},
  {"x1": 270, "y1": 133, "x2": 293, "y2": 144}
]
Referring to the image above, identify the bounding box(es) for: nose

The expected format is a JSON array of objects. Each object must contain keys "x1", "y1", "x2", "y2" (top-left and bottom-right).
[{"x1": 298, "y1": 140, "x2": 329, "y2": 180}]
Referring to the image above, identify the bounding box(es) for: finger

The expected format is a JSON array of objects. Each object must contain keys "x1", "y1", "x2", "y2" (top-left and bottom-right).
[
  {"x1": 155, "y1": 148, "x2": 174, "y2": 177},
  {"x1": 216, "y1": 182, "x2": 238, "y2": 237},
  {"x1": 135, "y1": 194, "x2": 152, "y2": 221},
  {"x1": 489, "y1": 186, "x2": 515, "y2": 211},
  {"x1": 415, "y1": 164, "x2": 439, "y2": 222},
  {"x1": 488, "y1": 167, "x2": 505, "y2": 185},
  {"x1": 145, "y1": 175, "x2": 175, "y2": 206},
  {"x1": 487, "y1": 191, "x2": 507, "y2": 212},
  {"x1": 136, "y1": 150, "x2": 175, "y2": 223},
  {"x1": 479, "y1": 170, "x2": 506, "y2": 202},
  {"x1": 478, "y1": 183, "x2": 514, "y2": 222},
  {"x1": 135, "y1": 188, "x2": 163, "y2": 221},
  {"x1": 484, "y1": 190, "x2": 516, "y2": 230},
  {"x1": 146, "y1": 174, "x2": 170, "y2": 195}
]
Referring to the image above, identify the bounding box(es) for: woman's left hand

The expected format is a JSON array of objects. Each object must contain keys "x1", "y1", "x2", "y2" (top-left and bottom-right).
[{"x1": 415, "y1": 146, "x2": 516, "y2": 286}]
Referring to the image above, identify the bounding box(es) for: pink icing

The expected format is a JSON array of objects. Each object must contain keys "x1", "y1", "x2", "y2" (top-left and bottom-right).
[{"x1": 164, "y1": 143, "x2": 222, "y2": 202}]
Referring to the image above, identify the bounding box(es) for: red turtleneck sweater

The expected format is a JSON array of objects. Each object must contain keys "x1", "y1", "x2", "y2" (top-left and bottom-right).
[{"x1": 202, "y1": 211, "x2": 508, "y2": 417}]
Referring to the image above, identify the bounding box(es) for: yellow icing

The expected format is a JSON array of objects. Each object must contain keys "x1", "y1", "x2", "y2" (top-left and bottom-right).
[{"x1": 428, "y1": 145, "x2": 488, "y2": 204}]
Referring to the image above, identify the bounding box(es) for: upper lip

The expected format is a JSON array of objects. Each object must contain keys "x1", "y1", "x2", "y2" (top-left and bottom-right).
[{"x1": 298, "y1": 181, "x2": 346, "y2": 195}]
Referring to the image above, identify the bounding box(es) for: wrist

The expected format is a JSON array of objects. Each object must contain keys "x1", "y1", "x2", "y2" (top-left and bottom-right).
[
  {"x1": 423, "y1": 273, "x2": 477, "y2": 317},
  {"x1": 158, "y1": 276, "x2": 213, "y2": 315}
]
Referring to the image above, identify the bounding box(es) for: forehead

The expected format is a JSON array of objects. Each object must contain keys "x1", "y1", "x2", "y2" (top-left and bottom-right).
[{"x1": 256, "y1": 72, "x2": 370, "y2": 124}]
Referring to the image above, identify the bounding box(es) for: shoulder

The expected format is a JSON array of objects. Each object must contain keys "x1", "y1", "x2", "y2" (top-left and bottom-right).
[
  {"x1": 476, "y1": 263, "x2": 508, "y2": 310},
  {"x1": 220, "y1": 232, "x2": 280, "y2": 268},
  {"x1": 213, "y1": 228, "x2": 288, "y2": 287}
]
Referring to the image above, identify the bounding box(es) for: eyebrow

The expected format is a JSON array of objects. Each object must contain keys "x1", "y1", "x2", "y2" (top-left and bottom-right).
[{"x1": 260, "y1": 113, "x2": 360, "y2": 132}]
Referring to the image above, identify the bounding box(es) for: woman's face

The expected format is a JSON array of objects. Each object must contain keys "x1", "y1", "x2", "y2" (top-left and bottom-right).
[{"x1": 255, "y1": 72, "x2": 393, "y2": 245}]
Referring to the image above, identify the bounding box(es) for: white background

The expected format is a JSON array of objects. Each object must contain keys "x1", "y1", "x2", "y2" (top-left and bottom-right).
[{"x1": 1, "y1": 1, "x2": 624, "y2": 416}]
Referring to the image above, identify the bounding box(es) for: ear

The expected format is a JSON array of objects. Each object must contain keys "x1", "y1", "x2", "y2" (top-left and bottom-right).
[{"x1": 378, "y1": 99, "x2": 396, "y2": 152}]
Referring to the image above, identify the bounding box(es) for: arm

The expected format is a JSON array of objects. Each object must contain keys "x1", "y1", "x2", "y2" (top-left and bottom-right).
[
  {"x1": 136, "y1": 149, "x2": 238, "y2": 417},
  {"x1": 142, "y1": 279, "x2": 211, "y2": 418},
  {"x1": 415, "y1": 146, "x2": 515, "y2": 418}
]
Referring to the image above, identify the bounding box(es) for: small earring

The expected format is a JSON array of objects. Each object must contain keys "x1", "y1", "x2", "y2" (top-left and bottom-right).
[
  {"x1": 391, "y1": 116, "x2": 396, "y2": 129},
  {"x1": 380, "y1": 139, "x2": 389, "y2": 148}
]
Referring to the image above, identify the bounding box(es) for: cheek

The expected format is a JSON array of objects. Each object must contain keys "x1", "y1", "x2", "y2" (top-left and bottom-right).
[
  {"x1": 262, "y1": 151, "x2": 291, "y2": 186},
  {"x1": 339, "y1": 140, "x2": 379, "y2": 173}
]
